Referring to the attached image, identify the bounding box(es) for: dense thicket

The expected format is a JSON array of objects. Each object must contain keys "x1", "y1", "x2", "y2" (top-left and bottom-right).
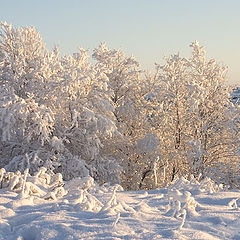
[{"x1": 0, "y1": 22, "x2": 239, "y2": 189}]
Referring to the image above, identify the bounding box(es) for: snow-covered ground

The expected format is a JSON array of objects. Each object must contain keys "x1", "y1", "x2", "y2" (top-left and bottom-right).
[{"x1": 0, "y1": 170, "x2": 240, "y2": 240}]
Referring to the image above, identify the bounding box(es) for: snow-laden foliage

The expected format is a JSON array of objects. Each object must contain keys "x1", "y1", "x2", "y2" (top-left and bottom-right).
[
  {"x1": 93, "y1": 43, "x2": 159, "y2": 190},
  {"x1": 0, "y1": 87, "x2": 54, "y2": 144},
  {"x1": 0, "y1": 22, "x2": 121, "y2": 184},
  {"x1": 146, "y1": 41, "x2": 240, "y2": 189},
  {"x1": 0, "y1": 167, "x2": 125, "y2": 211},
  {"x1": 0, "y1": 22, "x2": 240, "y2": 190}
]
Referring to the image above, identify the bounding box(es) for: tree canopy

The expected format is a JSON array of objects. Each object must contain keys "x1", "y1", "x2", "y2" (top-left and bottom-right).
[{"x1": 0, "y1": 22, "x2": 239, "y2": 190}]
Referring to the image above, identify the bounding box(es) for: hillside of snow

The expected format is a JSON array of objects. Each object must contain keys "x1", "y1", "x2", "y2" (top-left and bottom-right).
[{"x1": 0, "y1": 169, "x2": 240, "y2": 240}]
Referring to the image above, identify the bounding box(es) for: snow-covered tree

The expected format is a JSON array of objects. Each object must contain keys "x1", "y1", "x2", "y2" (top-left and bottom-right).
[
  {"x1": 1, "y1": 22, "x2": 239, "y2": 189},
  {"x1": 0, "y1": 22, "x2": 56, "y2": 172},
  {"x1": 148, "y1": 54, "x2": 192, "y2": 183},
  {"x1": 186, "y1": 41, "x2": 240, "y2": 186},
  {"x1": 51, "y1": 48, "x2": 121, "y2": 183},
  {"x1": 0, "y1": 23, "x2": 121, "y2": 184},
  {"x1": 93, "y1": 43, "x2": 159, "y2": 190},
  {"x1": 147, "y1": 41, "x2": 240, "y2": 187}
]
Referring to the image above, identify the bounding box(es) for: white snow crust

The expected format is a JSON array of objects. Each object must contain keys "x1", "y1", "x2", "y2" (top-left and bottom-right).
[{"x1": 0, "y1": 169, "x2": 240, "y2": 239}]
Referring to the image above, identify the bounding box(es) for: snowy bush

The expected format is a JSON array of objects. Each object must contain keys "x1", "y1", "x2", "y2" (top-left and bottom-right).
[
  {"x1": 0, "y1": 22, "x2": 240, "y2": 190},
  {"x1": 0, "y1": 22, "x2": 121, "y2": 185}
]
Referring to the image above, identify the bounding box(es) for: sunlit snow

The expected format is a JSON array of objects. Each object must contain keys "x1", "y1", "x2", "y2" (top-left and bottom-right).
[{"x1": 0, "y1": 169, "x2": 240, "y2": 239}]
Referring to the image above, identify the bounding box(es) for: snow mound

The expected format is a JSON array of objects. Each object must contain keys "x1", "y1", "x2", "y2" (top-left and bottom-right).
[{"x1": 0, "y1": 170, "x2": 240, "y2": 239}]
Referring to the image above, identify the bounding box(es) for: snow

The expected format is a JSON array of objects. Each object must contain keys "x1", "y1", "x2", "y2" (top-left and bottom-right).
[
  {"x1": 0, "y1": 171, "x2": 240, "y2": 239},
  {"x1": 0, "y1": 24, "x2": 240, "y2": 239}
]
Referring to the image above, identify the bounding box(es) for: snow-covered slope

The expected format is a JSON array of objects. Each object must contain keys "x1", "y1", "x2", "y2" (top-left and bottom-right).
[{"x1": 0, "y1": 170, "x2": 240, "y2": 240}]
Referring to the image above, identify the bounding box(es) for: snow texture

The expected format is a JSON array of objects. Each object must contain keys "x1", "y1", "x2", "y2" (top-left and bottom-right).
[{"x1": 0, "y1": 169, "x2": 240, "y2": 239}]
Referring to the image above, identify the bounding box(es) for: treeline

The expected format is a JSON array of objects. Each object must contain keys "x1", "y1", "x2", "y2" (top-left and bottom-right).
[{"x1": 0, "y1": 22, "x2": 239, "y2": 190}]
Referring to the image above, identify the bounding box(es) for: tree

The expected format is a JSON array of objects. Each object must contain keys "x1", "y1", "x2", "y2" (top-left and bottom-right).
[
  {"x1": 93, "y1": 43, "x2": 159, "y2": 190},
  {"x1": 0, "y1": 23, "x2": 121, "y2": 184},
  {"x1": 149, "y1": 54, "x2": 192, "y2": 183},
  {"x1": 1, "y1": 22, "x2": 239, "y2": 189},
  {"x1": 187, "y1": 41, "x2": 240, "y2": 186},
  {"x1": 52, "y1": 48, "x2": 121, "y2": 183},
  {"x1": 0, "y1": 22, "x2": 56, "y2": 173},
  {"x1": 147, "y1": 41, "x2": 240, "y2": 187}
]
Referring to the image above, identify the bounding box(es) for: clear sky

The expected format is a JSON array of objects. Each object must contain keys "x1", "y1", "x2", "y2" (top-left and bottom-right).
[{"x1": 0, "y1": 0, "x2": 240, "y2": 84}]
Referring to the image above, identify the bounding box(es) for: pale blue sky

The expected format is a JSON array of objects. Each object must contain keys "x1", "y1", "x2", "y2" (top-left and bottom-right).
[{"x1": 0, "y1": 0, "x2": 240, "y2": 84}]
